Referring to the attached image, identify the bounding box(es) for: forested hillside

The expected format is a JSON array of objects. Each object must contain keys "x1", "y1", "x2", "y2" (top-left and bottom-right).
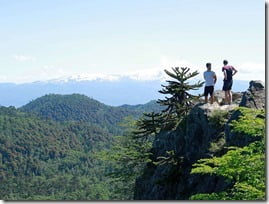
[
  {"x1": 20, "y1": 94, "x2": 161, "y2": 135},
  {"x1": 0, "y1": 106, "x2": 114, "y2": 200},
  {"x1": 119, "y1": 100, "x2": 164, "y2": 113},
  {"x1": 0, "y1": 95, "x2": 162, "y2": 200}
]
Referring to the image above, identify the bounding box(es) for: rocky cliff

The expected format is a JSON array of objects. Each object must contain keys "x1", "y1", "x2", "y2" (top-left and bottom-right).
[{"x1": 134, "y1": 80, "x2": 265, "y2": 200}]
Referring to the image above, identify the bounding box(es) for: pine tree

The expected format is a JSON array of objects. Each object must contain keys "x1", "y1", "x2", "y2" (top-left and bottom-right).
[
  {"x1": 158, "y1": 67, "x2": 204, "y2": 128},
  {"x1": 133, "y1": 112, "x2": 165, "y2": 140},
  {"x1": 133, "y1": 67, "x2": 204, "y2": 135}
]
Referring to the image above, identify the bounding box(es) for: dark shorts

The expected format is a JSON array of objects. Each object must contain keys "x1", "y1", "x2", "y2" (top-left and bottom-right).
[
  {"x1": 223, "y1": 80, "x2": 233, "y2": 91},
  {"x1": 204, "y1": 86, "x2": 214, "y2": 97}
]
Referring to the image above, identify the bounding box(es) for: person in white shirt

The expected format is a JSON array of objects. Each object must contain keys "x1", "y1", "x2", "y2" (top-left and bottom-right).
[{"x1": 203, "y1": 63, "x2": 217, "y2": 104}]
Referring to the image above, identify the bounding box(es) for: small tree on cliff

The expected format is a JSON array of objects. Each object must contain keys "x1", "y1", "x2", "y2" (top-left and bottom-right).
[
  {"x1": 132, "y1": 67, "x2": 204, "y2": 139},
  {"x1": 158, "y1": 67, "x2": 204, "y2": 128}
]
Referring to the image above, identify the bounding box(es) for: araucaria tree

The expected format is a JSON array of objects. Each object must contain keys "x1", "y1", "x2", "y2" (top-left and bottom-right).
[
  {"x1": 158, "y1": 67, "x2": 204, "y2": 129},
  {"x1": 134, "y1": 67, "x2": 204, "y2": 136},
  {"x1": 133, "y1": 112, "x2": 165, "y2": 141}
]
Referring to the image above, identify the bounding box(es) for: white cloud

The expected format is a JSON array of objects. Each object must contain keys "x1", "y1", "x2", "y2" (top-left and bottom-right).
[
  {"x1": 1, "y1": 56, "x2": 265, "y2": 84},
  {"x1": 160, "y1": 56, "x2": 197, "y2": 69},
  {"x1": 234, "y1": 62, "x2": 265, "y2": 81},
  {"x1": 123, "y1": 56, "x2": 201, "y2": 82},
  {"x1": 39, "y1": 66, "x2": 121, "y2": 83},
  {"x1": 158, "y1": 56, "x2": 205, "y2": 82},
  {"x1": 40, "y1": 65, "x2": 68, "y2": 80},
  {"x1": 68, "y1": 73, "x2": 121, "y2": 82},
  {"x1": 13, "y1": 55, "x2": 35, "y2": 62},
  {"x1": 0, "y1": 75, "x2": 8, "y2": 82},
  {"x1": 126, "y1": 68, "x2": 165, "y2": 81},
  {"x1": 158, "y1": 57, "x2": 265, "y2": 82}
]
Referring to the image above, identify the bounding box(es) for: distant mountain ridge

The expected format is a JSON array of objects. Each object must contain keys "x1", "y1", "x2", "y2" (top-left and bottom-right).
[
  {"x1": 0, "y1": 77, "x2": 163, "y2": 107},
  {"x1": 0, "y1": 77, "x2": 249, "y2": 107},
  {"x1": 119, "y1": 100, "x2": 164, "y2": 113}
]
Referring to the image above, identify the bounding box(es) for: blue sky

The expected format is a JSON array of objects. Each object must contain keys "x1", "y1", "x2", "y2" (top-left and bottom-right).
[{"x1": 0, "y1": 0, "x2": 265, "y2": 83}]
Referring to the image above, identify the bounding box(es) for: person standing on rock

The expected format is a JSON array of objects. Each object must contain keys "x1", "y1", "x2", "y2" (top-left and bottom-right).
[
  {"x1": 222, "y1": 60, "x2": 238, "y2": 105},
  {"x1": 203, "y1": 62, "x2": 217, "y2": 104}
]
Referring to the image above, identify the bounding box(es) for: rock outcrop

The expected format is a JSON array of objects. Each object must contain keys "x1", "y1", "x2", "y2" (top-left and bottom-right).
[
  {"x1": 214, "y1": 90, "x2": 242, "y2": 105},
  {"x1": 134, "y1": 81, "x2": 265, "y2": 200},
  {"x1": 239, "y1": 80, "x2": 265, "y2": 109}
]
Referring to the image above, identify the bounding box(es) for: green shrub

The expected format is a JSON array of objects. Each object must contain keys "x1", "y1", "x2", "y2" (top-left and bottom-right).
[
  {"x1": 209, "y1": 134, "x2": 226, "y2": 153},
  {"x1": 190, "y1": 107, "x2": 265, "y2": 200},
  {"x1": 208, "y1": 110, "x2": 229, "y2": 128}
]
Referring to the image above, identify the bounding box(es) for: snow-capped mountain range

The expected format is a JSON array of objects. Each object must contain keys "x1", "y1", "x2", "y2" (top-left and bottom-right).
[{"x1": 0, "y1": 75, "x2": 249, "y2": 108}]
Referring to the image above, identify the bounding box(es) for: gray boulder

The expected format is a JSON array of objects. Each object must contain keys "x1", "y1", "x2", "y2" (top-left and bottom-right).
[
  {"x1": 240, "y1": 80, "x2": 265, "y2": 109},
  {"x1": 214, "y1": 90, "x2": 242, "y2": 105}
]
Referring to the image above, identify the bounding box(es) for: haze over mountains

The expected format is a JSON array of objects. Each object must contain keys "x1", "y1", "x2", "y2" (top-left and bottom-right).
[{"x1": 0, "y1": 76, "x2": 249, "y2": 107}]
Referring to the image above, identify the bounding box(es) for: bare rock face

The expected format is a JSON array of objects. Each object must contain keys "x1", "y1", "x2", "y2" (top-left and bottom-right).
[
  {"x1": 134, "y1": 81, "x2": 265, "y2": 200},
  {"x1": 214, "y1": 90, "x2": 226, "y2": 104},
  {"x1": 214, "y1": 90, "x2": 242, "y2": 105},
  {"x1": 239, "y1": 80, "x2": 265, "y2": 109},
  {"x1": 134, "y1": 102, "x2": 237, "y2": 200}
]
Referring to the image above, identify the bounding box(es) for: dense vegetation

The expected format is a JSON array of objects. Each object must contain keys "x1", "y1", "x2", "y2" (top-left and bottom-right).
[
  {"x1": 190, "y1": 107, "x2": 265, "y2": 200},
  {"x1": 0, "y1": 95, "x2": 162, "y2": 200},
  {"x1": 97, "y1": 116, "x2": 154, "y2": 200},
  {"x1": 119, "y1": 100, "x2": 164, "y2": 113},
  {"x1": 0, "y1": 106, "x2": 113, "y2": 200},
  {"x1": 20, "y1": 94, "x2": 161, "y2": 135}
]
